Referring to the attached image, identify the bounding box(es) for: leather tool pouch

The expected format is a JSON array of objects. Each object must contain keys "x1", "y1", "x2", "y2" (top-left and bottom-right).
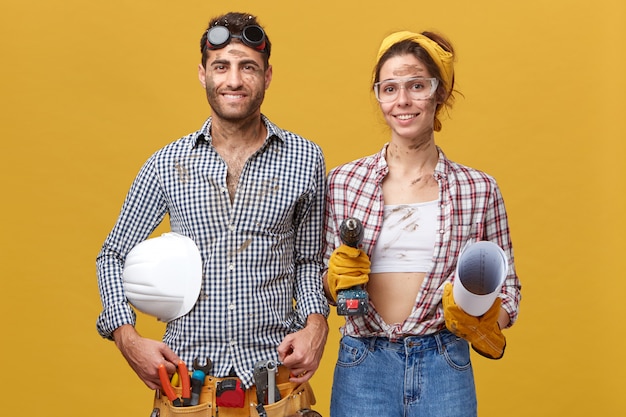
[
  {"x1": 257, "y1": 381, "x2": 315, "y2": 417},
  {"x1": 151, "y1": 378, "x2": 316, "y2": 417}
]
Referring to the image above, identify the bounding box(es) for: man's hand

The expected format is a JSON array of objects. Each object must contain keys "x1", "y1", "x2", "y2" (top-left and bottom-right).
[
  {"x1": 113, "y1": 324, "x2": 182, "y2": 389},
  {"x1": 277, "y1": 314, "x2": 328, "y2": 383}
]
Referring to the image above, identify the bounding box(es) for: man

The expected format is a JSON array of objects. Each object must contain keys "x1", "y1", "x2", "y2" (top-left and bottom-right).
[{"x1": 96, "y1": 11, "x2": 328, "y2": 414}]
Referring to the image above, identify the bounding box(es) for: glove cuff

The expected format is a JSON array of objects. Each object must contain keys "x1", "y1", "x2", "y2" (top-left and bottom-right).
[{"x1": 472, "y1": 337, "x2": 506, "y2": 360}]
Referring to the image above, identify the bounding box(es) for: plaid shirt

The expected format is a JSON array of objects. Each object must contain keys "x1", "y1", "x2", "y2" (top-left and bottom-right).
[
  {"x1": 324, "y1": 144, "x2": 521, "y2": 340},
  {"x1": 96, "y1": 116, "x2": 329, "y2": 388}
]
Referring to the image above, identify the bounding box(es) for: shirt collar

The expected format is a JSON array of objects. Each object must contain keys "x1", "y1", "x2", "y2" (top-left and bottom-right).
[
  {"x1": 375, "y1": 143, "x2": 450, "y2": 181},
  {"x1": 191, "y1": 114, "x2": 285, "y2": 148},
  {"x1": 376, "y1": 143, "x2": 390, "y2": 176},
  {"x1": 433, "y1": 146, "x2": 450, "y2": 180}
]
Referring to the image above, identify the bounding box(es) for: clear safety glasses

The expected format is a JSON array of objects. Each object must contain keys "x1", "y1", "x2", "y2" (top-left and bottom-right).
[
  {"x1": 373, "y1": 77, "x2": 439, "y2": 103},
  {"x1": 204, "y1": 25, "x2": 268, "y2": 53}
]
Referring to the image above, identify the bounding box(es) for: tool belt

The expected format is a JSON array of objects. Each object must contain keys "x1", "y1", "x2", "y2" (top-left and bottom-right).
[{"x1": 151, "y1": 366, "x2": 316, "y2": 417}]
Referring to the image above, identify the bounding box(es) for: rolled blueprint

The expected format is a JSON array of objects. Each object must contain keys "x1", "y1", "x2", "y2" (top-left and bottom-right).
[{"x1": 453, "y1": 241, "x2": 508, "y2": 316}]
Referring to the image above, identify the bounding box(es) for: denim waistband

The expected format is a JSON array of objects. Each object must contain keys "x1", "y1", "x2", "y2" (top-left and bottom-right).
[{"x1": 359, "y1": 330, "x2": 460, "y2": 354}]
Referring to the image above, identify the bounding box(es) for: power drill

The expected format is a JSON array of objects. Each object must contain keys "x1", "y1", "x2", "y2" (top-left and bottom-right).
[{"x1": 336, "y1": 217, "x2": 369, "y2": 316}]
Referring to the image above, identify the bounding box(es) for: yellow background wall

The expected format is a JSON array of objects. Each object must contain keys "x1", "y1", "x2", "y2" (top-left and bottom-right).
[{"x1": 1, "y1": 0, "x2": 624, "y2": 415}]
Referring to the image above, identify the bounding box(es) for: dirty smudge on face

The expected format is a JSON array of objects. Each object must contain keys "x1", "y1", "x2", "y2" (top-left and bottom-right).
[
  {"x1": 392, "y1": 64, "x2": 426, "y2": 78},
  {"x1": 228, "y1": 48, "x2": 248, "y2": 58}
]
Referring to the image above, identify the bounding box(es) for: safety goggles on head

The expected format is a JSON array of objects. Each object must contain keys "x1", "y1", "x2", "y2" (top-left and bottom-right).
[
  {"x1": 374, "y1": 77, "x2": 439, "y2": 103},
  {"x1": 204, "y1": 25, "x2": 268, "y2": 53}
]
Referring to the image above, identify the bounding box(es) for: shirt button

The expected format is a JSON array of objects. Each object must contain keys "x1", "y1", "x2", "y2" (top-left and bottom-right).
[
  {"x1": 228, "y1": 224, "x2": 236, "y2": 232},
  {"x1": 228, "y1": 303, "x2": 235, "y2": 310},
  {"x1": 228, "y1": 263, "x2": 235, "y2": 271}
]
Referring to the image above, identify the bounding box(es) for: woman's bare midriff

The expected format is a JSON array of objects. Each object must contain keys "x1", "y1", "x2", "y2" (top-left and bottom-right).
[{"x1": 367, "y1": 272, "x2": 427, "y2": 325}]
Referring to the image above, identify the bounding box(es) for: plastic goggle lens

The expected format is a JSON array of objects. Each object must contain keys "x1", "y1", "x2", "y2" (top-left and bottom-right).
[
  {"x1": 374, "y1": 77, "x2": 439, "y2": 102},
  {"x1": 205, "y1": 25, "x2": 267, "y2": 52}
]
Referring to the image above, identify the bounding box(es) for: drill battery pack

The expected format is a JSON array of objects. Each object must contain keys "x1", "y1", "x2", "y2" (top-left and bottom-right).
[{"x1": 337, "y1": 287, "x2": 369, "y2": 316}]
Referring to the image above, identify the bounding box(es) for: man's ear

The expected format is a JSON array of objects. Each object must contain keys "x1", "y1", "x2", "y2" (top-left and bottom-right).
[
  {"x1": 264, "y1": 65, "x2": 273, "y2": 90},
  {"x1": 198, "y1": 63, "x2": 207, "y2": 88}
]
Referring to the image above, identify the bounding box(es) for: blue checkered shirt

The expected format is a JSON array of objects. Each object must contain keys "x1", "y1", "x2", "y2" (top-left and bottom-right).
[{"x1": 96, "y1": 115, "x2": 329, "y2": 388}]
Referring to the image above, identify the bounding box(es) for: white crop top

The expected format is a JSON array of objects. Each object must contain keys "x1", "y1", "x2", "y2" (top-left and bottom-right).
[{"x1": 369, "y1": 200, "x2": 438, "y2": 273}]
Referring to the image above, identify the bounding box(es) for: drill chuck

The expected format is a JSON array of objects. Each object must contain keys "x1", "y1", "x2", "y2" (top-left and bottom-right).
[{"x1": 340, "y1": 218, "x2": 364, "y2": 248}]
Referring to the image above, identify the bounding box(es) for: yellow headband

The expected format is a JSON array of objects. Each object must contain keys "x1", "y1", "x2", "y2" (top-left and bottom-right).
[{"x1": 375, "y1": 31, "x2": 454, "y2": 93}]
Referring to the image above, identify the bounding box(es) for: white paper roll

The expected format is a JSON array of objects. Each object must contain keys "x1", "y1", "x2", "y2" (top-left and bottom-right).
[{"x1": 452, "y1": 241, "x2": 508, "y2": 316}]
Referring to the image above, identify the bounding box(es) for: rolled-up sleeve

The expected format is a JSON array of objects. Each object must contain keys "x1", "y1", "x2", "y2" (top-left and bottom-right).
[
  {"x1": 96, "y1": 156, "x2": 167, "y2": 339},
  {"x1": 293, "y1": 149, "x2": 330, "y2": 323},
  {"x1": 485, "y1": 184, "x2": 522, "y2": 328}
]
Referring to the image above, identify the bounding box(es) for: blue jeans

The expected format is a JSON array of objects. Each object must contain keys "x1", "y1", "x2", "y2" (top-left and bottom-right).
[{"x1": 330, "y1": 331, "x2": 477, "y2": 417}]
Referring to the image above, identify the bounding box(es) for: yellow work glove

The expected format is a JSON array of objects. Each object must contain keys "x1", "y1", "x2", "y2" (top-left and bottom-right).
[
  {"x1": 442, "y1": 283, "x2": 506, "y2": 360},
  {"x1": 327, "y1": 244, "x2": 371, "y2": 302}
]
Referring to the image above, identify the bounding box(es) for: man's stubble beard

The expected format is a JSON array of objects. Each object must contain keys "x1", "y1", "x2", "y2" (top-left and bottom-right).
[{"x1": 205, "y1": 86, "x2": 266, "y2": 122}]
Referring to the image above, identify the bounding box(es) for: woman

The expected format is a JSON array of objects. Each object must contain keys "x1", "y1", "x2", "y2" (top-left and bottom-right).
[{"x1": 323, "y1": 31, "x2": 521, "y2": 417}]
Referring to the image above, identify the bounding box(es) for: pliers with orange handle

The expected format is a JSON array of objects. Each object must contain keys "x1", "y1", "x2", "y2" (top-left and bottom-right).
[{"x1": 158, "y1": 361, "x2": 191, "y2": 407}]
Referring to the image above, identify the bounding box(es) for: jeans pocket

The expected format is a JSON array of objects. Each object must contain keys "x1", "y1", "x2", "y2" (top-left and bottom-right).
[
  {"x1": 442, "y1": 336, "x2": 472, "y2": 371},
  {"x1": 336, "y1": 336, "x2": 369, "y2": 367}
]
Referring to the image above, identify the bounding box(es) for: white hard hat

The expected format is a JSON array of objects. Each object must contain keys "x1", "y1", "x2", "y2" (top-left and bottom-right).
[{"x1": 123, "y1": 232, "x2": 202, "y2": 322}]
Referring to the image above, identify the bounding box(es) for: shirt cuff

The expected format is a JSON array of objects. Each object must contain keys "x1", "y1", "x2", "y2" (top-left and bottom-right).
[{"x1": 96, "y1": 302, "x2": 137, "y2": 340}]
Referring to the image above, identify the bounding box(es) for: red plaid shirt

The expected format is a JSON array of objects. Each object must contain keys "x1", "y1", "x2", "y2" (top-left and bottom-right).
[{"x1": 324, "y1": 145, "x2": 521, "y2": 340}]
